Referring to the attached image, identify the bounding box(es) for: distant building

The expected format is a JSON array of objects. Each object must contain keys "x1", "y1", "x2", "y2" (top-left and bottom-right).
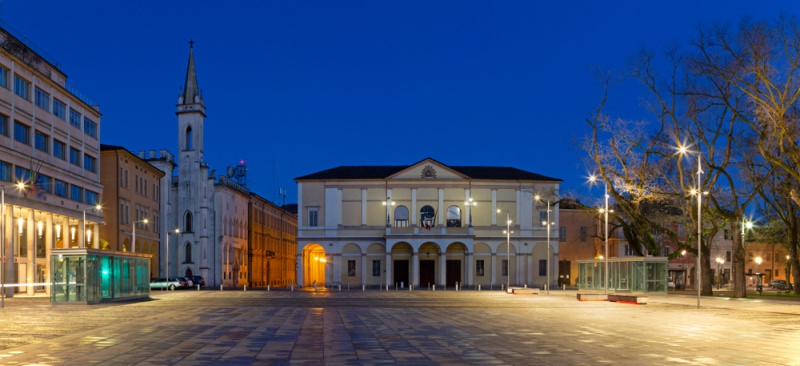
[
  {"x1": 295, "y1": 158, "x2": 562, "y2": 289},
  {"x1": 555, "y1": 199, "x2": 599, "y2": 286},
  {"x1": 99, "y1": 144, "x2": 164, "y2": 278},
  {"x1": 0, "y1": 22, "x2": 102, "y2": 296},
  {"x1": 249, "y1": 193, "x2": 297, "y2": 288}
]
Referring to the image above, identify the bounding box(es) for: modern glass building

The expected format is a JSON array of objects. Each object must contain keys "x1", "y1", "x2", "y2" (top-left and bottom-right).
[
  {"x1": 577, "y1": 257, "x2": 669, "y2": 293},
  {"x1": 50, "y1": 248, "x2": 150, "y2": 304}
]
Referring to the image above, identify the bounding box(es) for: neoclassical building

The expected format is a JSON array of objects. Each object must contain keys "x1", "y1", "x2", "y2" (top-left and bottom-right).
[{"x1": 296, "y1": 158, "x2": 562, "y2": 289}]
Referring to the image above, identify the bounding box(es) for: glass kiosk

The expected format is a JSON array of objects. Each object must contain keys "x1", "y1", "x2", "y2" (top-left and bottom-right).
[
  {"x1": 51, "y1": 248, "x2": 150, "y2": 304},
  {"x1": 577, "y1": 257, "x2": 669, "y2": 293}
]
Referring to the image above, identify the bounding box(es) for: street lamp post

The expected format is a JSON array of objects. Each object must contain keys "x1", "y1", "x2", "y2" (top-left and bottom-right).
[
  {"x1": 82, "y1": 204, "x2": 102, "y2": 248},
  {"x1": 678, "y1": 144, "x2": 706, "y2": 309},
  {"x1": 715, "y1": 257, "x2": 725, "y2": 290},
  {"x1": 1, "y1": 182, "x2": 27, "y2": 309},
  {"x1": 589, "y1": 175, "x2": 610, "y2": 294},
  {"x1": 535, "y1": 195, "x2": 557, "y2": 295},
  {"x1": 132, "y1": 218, "x2": 149, "y2": 253},
  {"x1": 166, "y1": 228, "x2": 179, "y2": 282},
  {"x1": 464, "y1": 198, "x2": 477, "y2": 227},
  {"x1": 755, "y1": 256, "x2": 763, "y2": 294},
  {"x1": 382, "y1": 196, "x2": 395, "y2": 228},
  {"x1": 742, "y1": 218, "x2": 753, "y2": 293},
  {"x1": 497, "y1": 209, "x2": 512, "y2": 292},
  {"x1": 787, "y1": 255, "x2": 792, "y2": 289}
]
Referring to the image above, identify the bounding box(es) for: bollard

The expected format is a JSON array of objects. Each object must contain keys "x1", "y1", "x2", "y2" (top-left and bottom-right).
[
  {"x1": 362, "y1": 284, "x2": 365, "y2": 292},
  {"x1": 197, "y1": 284, "x2": 200, "y2": 291},
  {"x1": 220, "y1": 284, "x2": 224, "y2": 291},
  {"x1": 432, "y1": 284, "x2": 436, "y2": 291},
  {"x1": 501, "y1": 284, "x2": 504, "y2": 292},
  {"x1": 478, "y1": 284, "x2": 481, "y2": 291},
  {"x1": 524, "y1": 284, "x2": 528, "y2": 288},
  {"x1": 268, "y1": 284, "x2": 271, "y2": 292},
  {"x1": 456, "y1": 281, "x2": 459, "y2": 291},
  {"x1": 244, "y1": 285, "x2": 247, "y2": 292},
  {"x1": 291, "y1": 284, "x2": 294, "y2": 292},
  {"x1": 338, "y1": 284, "x2": 341, "y2": 292},
  {"x1": 563, "y1": 284, "x2": 566, "y2": 291},
  {"x1": 409, "y1": 284, "x2": 413, "y2": 292}
]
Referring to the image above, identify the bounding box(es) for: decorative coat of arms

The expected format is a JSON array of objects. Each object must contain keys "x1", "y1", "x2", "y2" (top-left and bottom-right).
[{"x1": 421, "y1": 165, "x2": 437, "y2": 178}]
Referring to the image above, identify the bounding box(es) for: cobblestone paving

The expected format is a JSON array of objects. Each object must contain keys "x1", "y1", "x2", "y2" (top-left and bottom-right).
[{"x1": 0, "y1": 290, "x2": 798, "y2": 365}]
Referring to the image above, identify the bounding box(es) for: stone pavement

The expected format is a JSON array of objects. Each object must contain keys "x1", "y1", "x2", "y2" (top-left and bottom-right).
[{"x1": 0, "y1": 289, "x2": 798, "y2": 365}]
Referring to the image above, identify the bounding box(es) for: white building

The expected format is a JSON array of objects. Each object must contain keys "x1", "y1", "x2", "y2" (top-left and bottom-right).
[
  {"x1": 295, "y1": 158, "x2": 562, "y2": 290},
  {"x1": 145, "y1": 43, "x2": 250, "y2": 288}
]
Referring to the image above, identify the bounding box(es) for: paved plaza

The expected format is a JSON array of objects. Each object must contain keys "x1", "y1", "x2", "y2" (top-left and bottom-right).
[{"x1": 0, "y1": 289, "x2": 798, "y2": 365}]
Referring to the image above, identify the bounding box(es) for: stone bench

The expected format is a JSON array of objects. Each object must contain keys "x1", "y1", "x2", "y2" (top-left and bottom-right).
[
  {"x1": 608, "y1": 294, "x2": 648, "y2": 304},
  {"x1": 510, "y1": 287, "x2": 539, "y2": 295},
  {"x1": 577, "y1": 293, "x2": 608, "y2": 301}
]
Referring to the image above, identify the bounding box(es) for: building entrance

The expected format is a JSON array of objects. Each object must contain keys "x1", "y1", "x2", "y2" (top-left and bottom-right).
[
  {"x1": 446, "y1": 260, "x2": 461, "y2": 286},
  {"x1": 419, "y1": 260, "x2": 435, "y2": 287},
  {"x1": 393, "y1": 260, "x2": 409, "y2": 287}
]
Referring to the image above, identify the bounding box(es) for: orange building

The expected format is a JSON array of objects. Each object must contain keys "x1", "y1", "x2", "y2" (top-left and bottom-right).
[
  {"x1": 249, "y1": 194, "x2": 297, "y2": 288},
  {"x1": 557, "y1": 199, "x2": 600, "y2": 286},
  {"x1": 99, "y1": 144, "x2": 164, "y2": 278}
]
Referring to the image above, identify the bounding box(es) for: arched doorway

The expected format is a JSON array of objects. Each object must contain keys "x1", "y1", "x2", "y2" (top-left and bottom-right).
[
  {"x1": 418, "y1": 242, "x2": 440, "y2": 288},
  {"x1": 302, "y1": 244, "x2": 327, "y2": 287},
  {"x1": 445, "y1": 242, "x2": 467, "y2": 287},
  {"x1": 391, "y1": 242, "x2": 413, "y2": 288}
]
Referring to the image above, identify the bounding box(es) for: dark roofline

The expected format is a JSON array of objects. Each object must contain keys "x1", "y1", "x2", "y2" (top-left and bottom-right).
[{"x1": 296, "y1": 160, "x2": 561, "y2": 182}]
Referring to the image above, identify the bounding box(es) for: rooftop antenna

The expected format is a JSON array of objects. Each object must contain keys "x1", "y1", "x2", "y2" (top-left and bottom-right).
[{"x1": 278, "y1": 188, "x2": 286, "y2": 206}]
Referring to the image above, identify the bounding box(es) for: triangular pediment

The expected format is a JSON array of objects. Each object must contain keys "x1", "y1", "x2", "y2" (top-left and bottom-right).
[{"x1": 388, "y1": 158, "x2": 469, "y2": 180}]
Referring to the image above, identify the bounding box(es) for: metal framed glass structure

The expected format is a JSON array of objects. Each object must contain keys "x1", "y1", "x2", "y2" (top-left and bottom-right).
[
  {"x1": 50, "y1": 248, "x2": 150, "y2": 304},
  {"x1": 577, "y1": 257, "x2": 668, "y2": 293}
]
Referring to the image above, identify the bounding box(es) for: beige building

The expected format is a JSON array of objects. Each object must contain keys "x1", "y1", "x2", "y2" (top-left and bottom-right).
[
  {"x1": 0, "y1": 24, "x2": 102, "y2": 297},
  {"x1": 99, "y1": 144, "x2": 164, "y2": 278},
  {"x1": 296, "y1": 158, "x2": 561, "y2": 290}
]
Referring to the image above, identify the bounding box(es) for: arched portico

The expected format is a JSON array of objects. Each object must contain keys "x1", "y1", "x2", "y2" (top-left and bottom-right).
[{"x1": 302, "y1": 243, "x2": 327, "y2": 287}]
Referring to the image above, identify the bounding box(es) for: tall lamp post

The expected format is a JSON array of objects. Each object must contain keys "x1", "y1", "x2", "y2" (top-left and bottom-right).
[
  {"x1": 82, "y1": 204, "x2": 102, "y2": 248},
  {"x1": 382, "y1": 196, "x2": 395, "y2": 228},
  {"x1": 787, "y1": 255, "x2": 792, "y2": 289},
  {"x1": 132, "y1": 218, "x2": 149, "y2": 253},
  {"x1": 742, "y1": 218, "x2": 753, "y2": 292},
  {"x1": 2, "y1": 182, "x2": 27, "y2": 309},
  {"x1": 166, "y1": 228, "x2": 179, "y2": 281},
  {"x1": 464, "y1": 197, "x2": 477, "y2": 227},
  {"x1": 678, "y1": 145, "x2": 706, "y2": 309},
  {"x1": 535, "y1": 195, "x2": 557, "y2": 295},
  {"x1": 497, "y1": 209, "x2": 513, "y2": 291},
  {"x1": 589, "y1": 175, "x2": 610, "y2": 294}
]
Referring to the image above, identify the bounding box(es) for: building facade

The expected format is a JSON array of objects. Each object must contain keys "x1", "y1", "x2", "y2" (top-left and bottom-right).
[
  {"x1": 249, "y1": 193, "x2": 297, "y2": 288},
  {"x1": 99, "y1": 144, "x2": 164, "y2": 278},
  {"x1": 296, "y1": 158, "x2": 562, "y2": 290},
  {"x1": 0, "y1": 23, "x2": 103, "y2": 296}
]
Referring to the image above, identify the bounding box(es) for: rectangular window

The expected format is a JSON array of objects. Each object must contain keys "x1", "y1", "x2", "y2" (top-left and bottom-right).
[
  {"x1": 372, "y1": 260, "x2": 380, "y2": 276},
  {"x1": 559, "y1": 226, "x2": 567, "y2": 242},
  {"x1": 54, "y1": 179, "x2": 68, "y2": 197},
  {"x1": 539, "y1": 259, "x2": 547, "y2": 276},
  {"x1": 53, "y1": 98, "x2": 66, "y2": 120},
  {"x1": 34, "y1": 87, "x2": 50, "y2": 111},
  {"x1": 579, "y1": 226, "x2": 588, "y2": 242},
  {"x1": 69, "y1": 147, "x2": 81, "y2": 166},
  {"x1": 348, "y1": 260, "x2": 356, "y2": 277},
  {"x1": 83, "y1": 154, "x2": 97, "y2": 173},
  {"x1": 308, "y1": 208, "x2": 319, "y2": 227},
  {"x1": 35, "y1": 131, "x2": 49, "y2": 153},
  {"x1": 0, "y1": 114, "x2": 8, "y2": 137},
  {"x1": 15, "y1": 166, "x2": 30, "y2": 182},
  {"x1": 476, "y1": 259, "x2": 485, "y2": 277},
  {"x1": 53, "y1": 139, "x2": 66, "y2": 160},
  {"x1": 14, "y1": 75, "x2": 30, "y2": 100},
  {"x1": 83, "y1": 117, "x2": 97, "y2": 139},
  {"x1": 0, "y1": 161, "x2": 11, "y2": 182},
  {"x1": 726, "y1": 251, "x2": 731, "y2": 262},
  {"x1": 502, "y1": 259, "x2": 508, "y2": 276},
  {"x1": 0, "y1": 66, "x2": 6, "y2": 88},
  {"x1": 69, "y1": 185, "x2": 83, "y2": 202},
  {"x1": 724, "y1": 229, "x2": 731, "y2": 240},
  {"x1": 37, "y1": 174, "x2": 52, "y2": 194},
  {"x1": 14, "y1": 121, "x2": 30, "y2": 145},
  {"x1": 69, "y1": 108, "x2": 81, "y2": 129},
  {"x1": 86, "y1": 190, "x2": 99, "y2": 205}
]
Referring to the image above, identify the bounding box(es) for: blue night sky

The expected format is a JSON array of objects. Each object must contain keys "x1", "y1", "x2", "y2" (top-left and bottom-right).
[{"x1": 3, "y1": 1, "x2": 796, "y2": 206}]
